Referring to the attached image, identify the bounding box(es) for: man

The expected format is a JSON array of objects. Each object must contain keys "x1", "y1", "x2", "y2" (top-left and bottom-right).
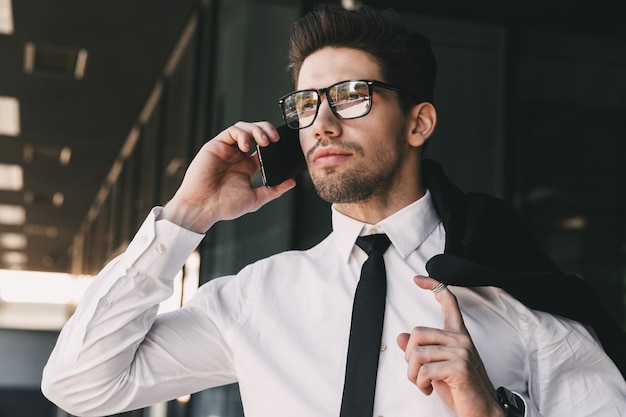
[{"x1": 42, "y1": 4, "x2": 625, "y2": 417}]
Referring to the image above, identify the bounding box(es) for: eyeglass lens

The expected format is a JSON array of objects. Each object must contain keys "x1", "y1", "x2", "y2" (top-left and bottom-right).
[{"x1": 281, "y1": 80, "x2": 372, "y2": 129}]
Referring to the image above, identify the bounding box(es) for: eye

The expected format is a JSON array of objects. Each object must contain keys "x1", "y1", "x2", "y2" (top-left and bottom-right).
[
  {"x1": 300, "y1": 101, "x2": 317, "y2": 111},
  {"x1": 296, "y1": 95, "x2": 318, "y2": 115},
  {"x1": 350, "y1": 85, "x2": 369, "y2": 100},
  {"x1": 336, "y1": 82, "x2": 369, "y2": 103}
]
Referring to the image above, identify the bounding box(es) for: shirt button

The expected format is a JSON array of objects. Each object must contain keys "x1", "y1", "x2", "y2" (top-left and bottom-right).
[
  {"x1": 100, "y1": 299, "x2": 109, "y2": 308},
  {"x1": 138, "y1": 234, "x2": 148, "y2": 244},
  {"x1": 380, "y1": 343, "x2": 387, "y2": 352},
  {"x1": 156, "y1": 243, "x2": 167, "y2": 254}
]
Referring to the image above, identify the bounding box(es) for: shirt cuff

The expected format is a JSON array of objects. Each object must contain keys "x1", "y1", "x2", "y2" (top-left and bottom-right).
[{"x1": 123, "y1": 207, "x2": 205, "y2": 279}]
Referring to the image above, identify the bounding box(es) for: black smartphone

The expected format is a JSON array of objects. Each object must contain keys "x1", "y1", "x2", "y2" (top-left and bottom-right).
[{"x1": 256, "y1": 124, "x2": 307, "y2": 187}]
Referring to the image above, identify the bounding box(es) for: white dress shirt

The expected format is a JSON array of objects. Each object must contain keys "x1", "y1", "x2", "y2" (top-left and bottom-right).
[{"x1": 42, "y1": 190, "x2": 626, "y2": 417}]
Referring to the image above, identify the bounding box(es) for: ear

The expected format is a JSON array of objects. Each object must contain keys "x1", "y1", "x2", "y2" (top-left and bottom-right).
[{"x1": 406, "y1": 102, "x2": 437, "y2": 148}]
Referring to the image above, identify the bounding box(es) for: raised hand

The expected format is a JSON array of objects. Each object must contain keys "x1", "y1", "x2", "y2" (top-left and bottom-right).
[
  {"x1": 159, "y1": 121, "x2": 297, "y2": 233},
  {"x1": 397, "y1": 276, "x2": 504, "y2": 417}
]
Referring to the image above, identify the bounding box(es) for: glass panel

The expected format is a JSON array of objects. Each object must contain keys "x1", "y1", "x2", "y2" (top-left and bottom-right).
[{"x1": 519, "y1": 31, "x2": 626, "y2": 329}]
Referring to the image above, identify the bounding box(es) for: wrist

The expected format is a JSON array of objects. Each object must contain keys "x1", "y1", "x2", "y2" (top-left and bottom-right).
[{"x1": 159, "y1": 199, "x2": 216, "y2": 233}]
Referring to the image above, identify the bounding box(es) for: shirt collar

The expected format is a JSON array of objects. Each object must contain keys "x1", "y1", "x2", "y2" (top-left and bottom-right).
[{"x1": 331, "y1": 189, "x2": 442, "y2": 262}]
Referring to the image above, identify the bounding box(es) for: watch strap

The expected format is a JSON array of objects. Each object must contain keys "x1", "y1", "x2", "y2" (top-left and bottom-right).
[{"x1": 497, "y1": 386, "x2": 525, "y2": 417}]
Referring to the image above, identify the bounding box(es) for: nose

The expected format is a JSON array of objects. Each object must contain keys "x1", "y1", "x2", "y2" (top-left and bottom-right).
[{"x1": 310, "y1": 96, "x2": 341, "y2": 141}]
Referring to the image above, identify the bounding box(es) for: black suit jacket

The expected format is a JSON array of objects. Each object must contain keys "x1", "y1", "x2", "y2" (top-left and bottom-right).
[{"x1": 422, "y1": 158, "x2": 626, "y2": 380}]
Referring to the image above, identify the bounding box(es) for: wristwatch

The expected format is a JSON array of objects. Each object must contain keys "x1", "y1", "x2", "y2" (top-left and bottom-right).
[{"x1": 496, "y1": 386, "x2": 525, "y2": 417}]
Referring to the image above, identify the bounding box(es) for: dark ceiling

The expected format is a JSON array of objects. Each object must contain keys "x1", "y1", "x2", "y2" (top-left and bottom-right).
[{"x1": 0, "y1": 0, "x2": 200, "y2": 272}]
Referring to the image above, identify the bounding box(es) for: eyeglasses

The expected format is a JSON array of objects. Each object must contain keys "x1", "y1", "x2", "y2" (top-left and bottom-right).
[{"x1": 278, "y1": 79, "x2": 406, "y2": 130}]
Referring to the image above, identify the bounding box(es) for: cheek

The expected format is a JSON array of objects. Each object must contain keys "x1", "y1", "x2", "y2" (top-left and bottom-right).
[
  {"x1": 370, "y1": 129, "x2": 407, "y2": 164},
  {"x1": 299, "y1": 137, "x2": 314, "y2": 161}
]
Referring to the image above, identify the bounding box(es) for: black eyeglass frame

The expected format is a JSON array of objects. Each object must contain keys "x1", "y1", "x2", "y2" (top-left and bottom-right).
[{"x1": 278, "y1": 79, "x2": 408, "y2": 130}]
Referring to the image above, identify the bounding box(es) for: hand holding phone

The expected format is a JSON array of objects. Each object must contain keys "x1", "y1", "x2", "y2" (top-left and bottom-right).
[{"x1": 256, "y1": 124, "x2": 307, "y2": 187}]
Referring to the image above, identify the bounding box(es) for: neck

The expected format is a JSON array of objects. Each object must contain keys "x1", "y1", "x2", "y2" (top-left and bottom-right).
[{"x1": 334, "y1": 180, "x2": 425, "y2": 224}]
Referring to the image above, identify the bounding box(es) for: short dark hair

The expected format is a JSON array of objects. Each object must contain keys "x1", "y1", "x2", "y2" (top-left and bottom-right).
[{"x1": 287, "y1": 4, "x2": 437, "y2": 111}]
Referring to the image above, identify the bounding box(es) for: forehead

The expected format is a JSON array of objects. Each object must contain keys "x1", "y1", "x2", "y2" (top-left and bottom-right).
[{"x1": 296, "y1": 47, "x2": 383, "y2": 90}]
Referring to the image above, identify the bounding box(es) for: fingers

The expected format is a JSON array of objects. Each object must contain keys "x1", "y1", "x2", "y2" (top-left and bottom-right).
[
  {"x1": 398, "y1": 332, "x2": 471, "y2": 396},
  {"x1": 398, "y1": 326, "x2": 472, "y2": 362},
  {"x1": 397, "y1": 332, "x2": 410, "y2": 351},
  {"x1": 399, "y1": 276, "x2": 500, "y2": 414},
  {"x1": 397, "y1": 276, "x2": 472, "y2": 392},
  {"x1": 398, "y1": 275, "x2": 470, "y2": 366},
  {"x1": 410, "y1": 357, "x2": 471, "y2": 396},
  {"x1": 208, "y1": 121, "x2": 284, "y2": 181},
  {"x1": 225, "y1": 121, "x2": 280, "y2": 154},
  {"x1": 161, "y1": 121, "x2": 296, "y2": 232},
  {"x1": 413, "y1": 275, "x2": 466, "y2": 332}
]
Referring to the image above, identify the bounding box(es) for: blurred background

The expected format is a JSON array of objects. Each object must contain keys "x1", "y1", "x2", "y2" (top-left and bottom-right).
[{"x1": 0, "y1": 0, "x2": 624, "y2": 416}]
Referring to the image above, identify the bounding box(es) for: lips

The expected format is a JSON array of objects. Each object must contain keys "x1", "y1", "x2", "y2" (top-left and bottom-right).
[{"x1": 310, "y1": 146, "x2": 353, "y2": 166}]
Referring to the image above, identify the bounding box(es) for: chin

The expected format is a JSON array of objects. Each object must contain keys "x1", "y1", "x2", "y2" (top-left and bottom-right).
[{"x1": 312, "y1": 176, "x2": 374, "y2": 204}]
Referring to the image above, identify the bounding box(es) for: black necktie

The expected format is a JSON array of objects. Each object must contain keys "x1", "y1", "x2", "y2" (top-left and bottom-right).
[{"x1": 340, "y1": 234, "x2": 391, "y2": 417}]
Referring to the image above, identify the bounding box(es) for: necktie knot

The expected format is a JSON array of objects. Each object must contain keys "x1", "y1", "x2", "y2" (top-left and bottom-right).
[{"x1": 356, "y1": 234, "x2": 391, "y2": 256}]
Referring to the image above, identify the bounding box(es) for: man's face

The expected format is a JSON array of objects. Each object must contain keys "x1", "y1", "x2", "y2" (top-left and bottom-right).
[{"x1": 296, "y1": 47, "x2": 411, "y2": 205}]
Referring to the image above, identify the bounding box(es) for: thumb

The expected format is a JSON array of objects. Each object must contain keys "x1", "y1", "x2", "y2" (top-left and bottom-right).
[{"x1": 397, "y1": 332, "x2": 410, "y2": 352}]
